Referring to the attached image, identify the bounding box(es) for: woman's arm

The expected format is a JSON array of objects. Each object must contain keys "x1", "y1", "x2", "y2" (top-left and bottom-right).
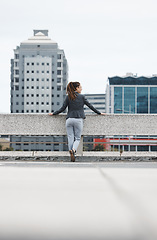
[{"x1": 49, "y1": 96, "x2": 69, "y2": 115}]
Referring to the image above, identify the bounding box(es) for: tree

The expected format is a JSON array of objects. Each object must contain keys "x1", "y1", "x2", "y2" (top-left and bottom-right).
[{"x1": 93, "y1": 144, "x2": 105, "y2": 151}]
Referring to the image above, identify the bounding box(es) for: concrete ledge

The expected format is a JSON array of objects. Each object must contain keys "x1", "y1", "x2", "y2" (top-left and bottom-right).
[
  {"x1": 0, "y1": 151, "x2": 157, "y2": 162},
  {"x1": 1, "y1": 113, "x2": 157, "y2": 135}
]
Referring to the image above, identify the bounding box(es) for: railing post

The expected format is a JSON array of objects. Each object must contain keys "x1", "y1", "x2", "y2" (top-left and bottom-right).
[{"x1": 77, "y1": 136, "x2": 83, "y2": 156}]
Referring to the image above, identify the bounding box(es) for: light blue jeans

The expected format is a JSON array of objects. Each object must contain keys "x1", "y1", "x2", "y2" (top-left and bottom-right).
[{"x1": 66, "y1": 118, "x2": 83, "y2": 151}]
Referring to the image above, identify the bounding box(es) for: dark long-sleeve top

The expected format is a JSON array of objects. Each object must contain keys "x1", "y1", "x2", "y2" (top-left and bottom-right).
[{"x1": 53, "y1": 93, "x2": 101, "y2": 119}]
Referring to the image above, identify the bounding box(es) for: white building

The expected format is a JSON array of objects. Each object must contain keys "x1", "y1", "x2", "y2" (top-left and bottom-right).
[{"x1": 10, "y1": 30, "x2": 68, "y2": 151}]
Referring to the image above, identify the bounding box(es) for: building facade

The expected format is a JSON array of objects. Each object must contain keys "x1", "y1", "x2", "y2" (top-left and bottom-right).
[
  {"x1": 106, "y1": 74, "x2": 157, "y2": 114},
  {"x1": 10, "y1": 30, "x2": 68, "y2": 151},
  {"x1": 105, "y1": 73, "x2": 157, "y2": 152},
  {"x1": 84, "y1": 94, "x2": 105, "y2": 114}
]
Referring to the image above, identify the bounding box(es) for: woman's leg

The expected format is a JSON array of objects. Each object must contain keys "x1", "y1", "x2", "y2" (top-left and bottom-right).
[
  {"x1": 73, "y1": 119, "x2": 83, "y2": 152},
  {"x1": 66, "y1": 118, "x2": 74, "y2": 150}
]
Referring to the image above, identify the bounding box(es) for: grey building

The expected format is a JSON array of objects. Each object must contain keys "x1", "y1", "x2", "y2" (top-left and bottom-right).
[
  {"x1": 10, "y1": 30, "x2": 68, "y2": 151},
  {"x1": 83, "y1": 93, "x2": 105, "y2": 151},
  {"x1": 84, "y1": 94, "x2": 105, "y2": 114}
]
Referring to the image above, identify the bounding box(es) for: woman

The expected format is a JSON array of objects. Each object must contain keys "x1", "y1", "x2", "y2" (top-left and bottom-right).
[{"x1": 49, "y1": 82, "x2": 105, "y2": 162}]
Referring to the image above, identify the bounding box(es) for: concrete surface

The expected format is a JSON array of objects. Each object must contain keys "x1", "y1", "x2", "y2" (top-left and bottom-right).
[
  {"x1": 1, "y1": 113, "x2": 157, "y2": 135},
  {"x1": 0, "y1": 161, "x2": 157, "y2": 240}
]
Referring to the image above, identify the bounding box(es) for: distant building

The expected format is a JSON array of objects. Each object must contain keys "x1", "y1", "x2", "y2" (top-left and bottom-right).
[
  {"x1": 84, "y1": 94, "x2": 105, "y2": 114},
  {"x1": 10, "y1": 30, "x2": 68, "y2": 151},
  {"x1": 106, "y1": 73, "x2": 157, "y2": 114}
]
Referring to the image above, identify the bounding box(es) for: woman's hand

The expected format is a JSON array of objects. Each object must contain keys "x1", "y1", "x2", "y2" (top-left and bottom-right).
[
  {"x1": 101, "y1": 113, "x2": 106, "y2": 115},
  {"x1": 49, "y1": 113, "x2": 53, "y2": 116}
]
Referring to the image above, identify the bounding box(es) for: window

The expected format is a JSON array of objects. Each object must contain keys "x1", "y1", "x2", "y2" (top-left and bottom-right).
[
  {"x1": 57, "y1": 70, "x2": 61, "y2": 75},
  {"x1": 57, "y1": 94, "x2": 60, "y2": 97},
  {"x1": 32, "y1": 71, "x2": 34, "y2": 73},
  {"x1": 52, "y1": 87, "x2": 54, "y2": 89},
  {"x1": 52, "y1": 79, "x2": 54, "y2": 82},
  {"x1": 37, "y1": 63, "x2": 39, "y2": 65},
  {"x1": 27, "y1": 86, "x2": 29, "y2": 89},
  {"x1": 16, "y1": 102, "x2": 19, "y2": 105},
  {"x1": 37, "y1": 45, "x2": 40, "y2": 47},
  {"x1": 150, "y1": 87, "x2": 157, "y2": 113},
  {"x1": 41, "y1": 110, "x2": 44, "y2": 113},
  {"x1": 47, "y1": 63, "x2": 49, "y2": 66},
  {"x1": 47, "y1": 71, "x2": 49, "y2": 73},
  {"x1": 114, "y1": 87, "x2": 122, "y2": 113},
  {"x1": 46, "y1": 87, "x2": 49, "y2": 89},
  {"x1": 15, "y1": 70, "x2": 19, "y2": 75},
  {"x1": 31, "y1": 86, "x2": 34, "y2": 89},
  {"x1": 46, "y1": 94, "x2": 49, "y2": 97},
  {"x1": 22, "y1": 87, "x2": 24, "y2": 89},
  {"x1": 42, "y1": 78, "x2": 44, "y2": 81},
  {"x1": 27, "y1": 71, "x2": 29, "y2": 73},
  {"x1": 42, "y1": 94, "x2": 44, "y2": 97},
  {"x1": 31, "y1": 110, "x2": 34, "y2": 113},
  {"x1": 31, "y1": 94, "x2": 34, "y2": 97},
  {"x1": 36, "y1": 86, "x2": 39, "y2": 89},
  {"x1": 36, "y1": 110, "x2": 39, "y2": 113},
  {"x1": 46, "y1": 110, "x2": 49, "y2": 113},
  {"x1": 26, "y1": 110, "x2": 29, "y2": 113},
  {"x1": 22, "y1": 94, "x2": 24, "y2": 97},
  {"x1": 46, "y1": 102, "x2": 49, "y2": 105},
  {"x1": 16, "y1": 94, "x2": 19, "y2": 97},
  {"x1": 52, "y1": 71, "x2": 54, "y2": 74},
  {"x1": 41, "y1": 102, "x2": 44, "y2": 105},
  {"x1": 15, "y1": 78, "x2": 19, "y2": 82},
  {"x1": 27, "y1": 78, "x2": 29, "y2": 81},
  {"x1": 15, "y1": 54, "x2": 19, "y2": 59},
  {"x1": 26, "y1": 94, "x2": 29, "y2": 97},
  {"x1": 57, "y1": 78, "x2": 61, "y2": 83},
  {"x1": 31, "y1": 102, "x2": 34, "y2": 105},
  {"x1": 26, "y1": 102, "x2": 29, "y2": 105},
  {"x1": 42, "y1": 71, "x2": 44, "y2": 73},
  {"x1": 16, "y1": 110, "x2": 19, "y2": 113},
  {"x1": 52, "y1": 94, "x2": 54, "y2": 97},
  {"x1": 42, "y1": 86, "x2": 44, "y2": 89},
  {"x1": 27, "y1": 63, "x2": 29, "y2": 66},
  {"x1": 57, "y1": 86, "x2": 61, "y2": 91},
  {"x1": 57, "y1": 54, "x2": 61, "y2": 59},
  {"x1": 137, "y1": 87, "x2": 148, "y2": 113},
  {"x1": 31, "y1": 78, "x2": 34, "y2": 81},
  {"x1": 124, "y1": 87, "x2": 135, "y2": 114},
  {"x1": 36, "y1": 102, "x2": 39, "y2": 105},
  {"x1": 36, "y1": 78, "x2": 39, "y2": 81},
  {"x1": 36, "y1": 94, "x2": 39, "y2": 97},
  {"x1": 15, "y1": 86, "x2": 19, "y2": 91},
  {"x1": 52, "y1": 102, "x2": 54, "y2": 105},
  {"x1": 42, "y1": 63, "x2": 44, "y2": 65},
  {"x1": 57, "y1": 102, "x2": 60, "y2": 105},
  {"x1": 36, "y1": 71, "x2": 39, "y2": 73},
  {"x1": 32, "y1": 63, "x2": 34, "y2": 65},
  {"x1": 57, "y1": 62, "x2": 61, "y2": 67},
  {"x1": 47, "y1": 79, "x2": 49, "y2": 81}
]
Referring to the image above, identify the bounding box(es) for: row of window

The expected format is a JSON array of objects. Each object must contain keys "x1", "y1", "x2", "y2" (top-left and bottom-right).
[
  {"x1": 15, "y1": 70, "x2": 63, "y2": 75},
  {"x1": 13, "y1": 86, "x2": 62, "y2": 90},
  {"x1": 15, "y1": 110, "x2": 54, "y2": 113},
  {"x1": 13, "y1": 78, "x2": 62, "y2": 82},
  {"x1": 13, "y1": 94, "x2": 60, "y2": 97},
  {"x1": 26, "y1": 62, "x2": 62, "y2": 67},
  {"x1": 15, "y1": 54, "x2": 62, "y2": 59}
]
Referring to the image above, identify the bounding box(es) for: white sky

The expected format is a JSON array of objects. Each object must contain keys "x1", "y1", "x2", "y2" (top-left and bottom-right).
[{"x1": 0, "y1": 0, "x2": 157, "y2": 113}]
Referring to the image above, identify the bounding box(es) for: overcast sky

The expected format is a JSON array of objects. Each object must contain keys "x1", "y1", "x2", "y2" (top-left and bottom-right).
[{"x1": 0, "y1": 0, "x2": 157, "y2": 113}]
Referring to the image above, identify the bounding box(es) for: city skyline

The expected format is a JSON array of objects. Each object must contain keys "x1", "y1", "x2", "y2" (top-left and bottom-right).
[{"x1": 0, "y1": 0, "x2": 157, "y2": 113}]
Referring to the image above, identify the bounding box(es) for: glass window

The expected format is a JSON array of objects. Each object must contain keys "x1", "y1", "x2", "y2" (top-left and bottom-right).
[
  {"x1": 150, "y1": 87, "x2": 157, "y2": 113},
  {"x1": 57, "y1": 70, "x2": 61, "y2": 75},
  {"x1": 137, "y1": 87, "x2": 148, "y2": 113},
  {"x1": 114, "y1": 87, "x2": 122, "y2": 113},
  {"x1": 57, "y1": 86, "x2": 61, "y2": 91},
  {"x1": 124, "y1": 87, "x2": 135, "y2": 113},
  {"x1": 57, "y1": 78, "x2": 61, "y2": 83},
  {"x1": 57, "y1": 62, "x2": 61, "y2": 67}
]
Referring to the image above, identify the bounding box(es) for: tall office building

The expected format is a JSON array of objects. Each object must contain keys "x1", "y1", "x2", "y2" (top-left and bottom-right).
[
  {"x1": 10, "y1": 30, "x2": 68, "y2": 151},
  {"x1": 106, "y1": 73, "x2": 157, "y2": 114}
]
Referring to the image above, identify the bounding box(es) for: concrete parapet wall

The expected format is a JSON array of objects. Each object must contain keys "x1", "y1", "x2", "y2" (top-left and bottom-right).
[{"x1": 0, "y1": 113, "x2": 157, "y2": 135}]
